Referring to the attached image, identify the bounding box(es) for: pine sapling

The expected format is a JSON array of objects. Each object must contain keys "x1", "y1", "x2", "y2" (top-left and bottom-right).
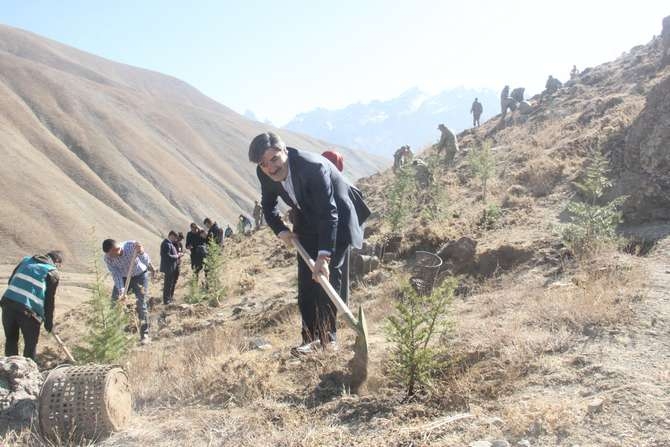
[
  {"x1": 468, "y1": 141, "x2": 496, "y2": 203},
  {"x1": 204, "y1": 238, "x2": 226, "y2": 306},
  {"x1": 386, "y1": 277, "x2": 456, "y2": 398},
  {"x1": 388, "y1": 165, "x2": 416, "y2": 234},
  {"x1": 75, "y1": 247, "x2": 131, "y2": 363}
]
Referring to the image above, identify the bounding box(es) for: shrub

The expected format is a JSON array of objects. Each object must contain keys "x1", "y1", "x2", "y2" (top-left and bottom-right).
[
  {"x1": 479, "y1": 203, "x2": 502, "y2": 230},
  {"x1": 387, "y1": 165, "x2": 416, "y2": 233},
  {"x1": 203, "y1": 238, "x2": 226, "y2": 306},
  {"x1": 185, "y1": 273, "x2": 206, "y2": 304},
  {"x1": 75, "y1": 248, "x2": 131, "y2": 363},
  {"x1": 561, "y1": 151, "x2": 626, "y2": 257},
  {"x1": 468, "y1": 141, "x2": 496, "y2": 203},
  {"x1": 421, "y1": 155, "x2": 449, "y2": 222},
  {"x1": 386, "y1": 277, "x2": 457, "y2": 397}
]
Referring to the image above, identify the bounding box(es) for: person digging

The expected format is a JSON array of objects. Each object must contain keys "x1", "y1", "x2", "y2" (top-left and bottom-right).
[
  {"x1": 248, "y1": 131, "x2": 370, "y2": 359},
  {"x1": 1, "y1": 250, "x2": 63, "y2": 360}
]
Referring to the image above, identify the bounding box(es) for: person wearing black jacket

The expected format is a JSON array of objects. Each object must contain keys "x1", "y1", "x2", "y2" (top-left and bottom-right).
[
  {"x1": 249, "y1": 132, "x2": 370, "y2": 355},
  {"x1": 185, "y1": 223, "x2": 201, "y2": 270},
  {"x1": 203, "y1": 218, "x2": 223, "y2": 246},
  {"x1": 1, "y1": 251, "x2": 63, "y2": 360},
  {"x1": 160, "y1": 231, "x2": 182, "y2": 305}
]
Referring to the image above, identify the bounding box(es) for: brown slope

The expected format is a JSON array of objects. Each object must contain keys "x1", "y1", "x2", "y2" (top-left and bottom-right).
[{"x1": 0, "y1": 24, "x2": 387, "y2": 267}]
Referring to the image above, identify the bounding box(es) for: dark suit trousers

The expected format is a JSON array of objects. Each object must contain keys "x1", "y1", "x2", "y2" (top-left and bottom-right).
[
  {"x1": 163, "y1": 270, "x2": 178, "y2": 304},
  {"x1": 297, "y1": 234, "x2": 350, "y2": 344}
]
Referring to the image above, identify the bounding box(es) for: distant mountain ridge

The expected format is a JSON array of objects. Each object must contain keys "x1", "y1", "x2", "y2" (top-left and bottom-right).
[
  {"x1": 284, "y1": 87, "x2": 499, "y2": 157},
  {"x1": 0, "y1": 24, "x2": 385, "y2": 266}
]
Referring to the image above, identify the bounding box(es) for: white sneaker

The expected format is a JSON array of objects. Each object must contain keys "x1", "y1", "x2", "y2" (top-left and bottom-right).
[
  {"x1": 291, "y1": 339, "x2": 320, "y2": 356},
  {"x1": 140, "y1": 335, "x2": 151, "y2": 345}
]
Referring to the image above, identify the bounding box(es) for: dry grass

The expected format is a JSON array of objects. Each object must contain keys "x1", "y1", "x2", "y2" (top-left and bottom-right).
[
  {"x1": 441, "y1": 250, "x2": 644, "y2": 401},
  {"x1": 501, "y1": 395, "x2": 581, "y2": 438},
  {"x1": 515, "y1": 156, "x2": 565, "y2": 197}
]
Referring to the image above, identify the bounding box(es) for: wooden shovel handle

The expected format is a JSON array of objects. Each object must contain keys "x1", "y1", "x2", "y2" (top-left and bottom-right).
[
  {"x1": 52, "y1": 332, "x2": 76, "y2": 363},
  {"x1": 122, "y1": 247, "x2": 139, "y2": 294},
  {"x1": 291, "y1": 239, "x2": 359, "y2": 330}
]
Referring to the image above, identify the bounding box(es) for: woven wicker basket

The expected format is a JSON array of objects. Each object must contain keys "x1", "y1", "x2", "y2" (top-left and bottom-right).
[
  {"x1": 410, "y1": 251, "x2": 443, "y2": 295},
  {"x1": 38, "y1": 364, "x2": 132, "y2": 440}
]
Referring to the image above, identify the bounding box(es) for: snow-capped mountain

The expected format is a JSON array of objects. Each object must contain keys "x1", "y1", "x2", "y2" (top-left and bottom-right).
[{"x1": 284, "y1": 87, "x2": 499, "y2": 157}]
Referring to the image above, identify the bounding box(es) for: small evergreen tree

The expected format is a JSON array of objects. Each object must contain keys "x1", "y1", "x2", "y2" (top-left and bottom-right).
[
  {"x1": 185, "y1": 273, "x2": 205, "y2": 304},
  {"x1": 203, "y1": 238, "x2": 226, "y2": 306},
  {"x1": 421, "y1": 155, "x2": 449, "y2": 222},
  {"x1": 386, "y1": 278, "x2": 456, "y2": 398},
  {"x1": 562, "y1": 151, "x2": 626, "y2": 256},
  {"x1": 388, "y1": 165, "x2": 416, "y2": 233},
  {"x1": 75, "y1": 248, "x2": 131, "y2": 363},
  {"x1": 468, "y1": 141, "x2": 496, "y2": 203}
]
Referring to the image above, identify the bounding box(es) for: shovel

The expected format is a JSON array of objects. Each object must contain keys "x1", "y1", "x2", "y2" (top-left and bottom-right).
[
  {"x1": 292, "y1": 239, "x2": 369, "y2": 392},
  {"x1": 51, "y1": 332, "x2": 76, "y2": 363},
  {"x1": 120, "y1": 248, "x2": 141, "y2": 334}
]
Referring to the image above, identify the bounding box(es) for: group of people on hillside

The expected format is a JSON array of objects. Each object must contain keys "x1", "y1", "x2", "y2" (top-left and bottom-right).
[{"x1": 2, "y1": 137, "x2": 360, "y2": 358}]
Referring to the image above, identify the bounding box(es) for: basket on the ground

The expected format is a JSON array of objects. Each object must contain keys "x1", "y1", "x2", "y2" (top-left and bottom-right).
[
  {"x1": 410, "y1": 251, "x2": 443, "y2": 295},
  {"x1": 38, "y1": 364, "x2": 132, "y2": 441}
]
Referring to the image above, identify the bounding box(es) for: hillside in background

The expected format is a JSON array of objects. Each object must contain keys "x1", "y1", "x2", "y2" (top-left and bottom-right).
[
  {"x1": 0, "y1": 24, "x2": 386, "y2": 267},
  {"x1": 283, "y1": 86, "x2": 499, "y2": 156},
  {"x1": 3, "y1": 14, "x2": 670, "y2": 447}
]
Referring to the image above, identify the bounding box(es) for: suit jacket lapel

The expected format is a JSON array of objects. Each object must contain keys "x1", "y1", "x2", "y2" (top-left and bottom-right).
[{"x1": 289, "y1": 149, "x2": 304, "y2": 209}]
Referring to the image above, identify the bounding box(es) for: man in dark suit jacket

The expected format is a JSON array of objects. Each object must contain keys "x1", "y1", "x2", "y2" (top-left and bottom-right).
[
  {"x1": 249, "y1": 132, "x2": 371, "y2": 354},
  {"x1": 160, "y1": 231, "x2": 182, "y2": 305}
]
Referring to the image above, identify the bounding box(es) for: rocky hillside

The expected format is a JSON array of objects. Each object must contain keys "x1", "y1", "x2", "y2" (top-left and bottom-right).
[
  {"x1": 359, "y1": 27, "x2": 670, "y2": 244},
  {"x1": 0, "y1": 24, "x2": 386, "y2": 266},
  {"x1": 3, "y1": 17, "x2": 670, "y2": 447}
]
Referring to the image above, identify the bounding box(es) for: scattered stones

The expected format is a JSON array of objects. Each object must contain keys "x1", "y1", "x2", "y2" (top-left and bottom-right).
[
  {"x1": 0, "y1": 356, "x2": 43, "y2": 428},
  {"x1": 517, "y1": 440, "x2": 531, "y2": 447},
  {"x1": 469, "y1": 441, "x2": 492, "y2": 447},
  {"x1": 518, "y1": 101, "x2": 533, "y2": 115},
  {"x1": 491, "y1": 441, "x2": 510, "y2": 447},
  {"x1": 587, "y1": 398, "x2": 604, "y2": 415},
  {"x1": 248, "y1": 337, "x2": 272, "y2": 351},
  {"x1": 351, "y1": 254, "x2": 381, "y2": 278}
]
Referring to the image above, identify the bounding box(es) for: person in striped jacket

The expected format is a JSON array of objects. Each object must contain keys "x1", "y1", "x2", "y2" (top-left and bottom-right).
[{"x1": 1, "y1": 251, "x2": 63, "y2": 360}]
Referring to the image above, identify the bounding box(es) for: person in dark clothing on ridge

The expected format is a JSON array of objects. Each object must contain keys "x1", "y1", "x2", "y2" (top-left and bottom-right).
[
  {"x1": 1, "y1": 250, "x2": 63, "y2": 360},
  {"x1": 160, "y1": 231, "x2": 183, "y2": 305}
]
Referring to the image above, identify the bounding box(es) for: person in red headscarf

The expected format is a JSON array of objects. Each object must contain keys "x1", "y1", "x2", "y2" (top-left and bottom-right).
[{"x1": 321, "y1": 150, "x2": 344, "y2": 172}]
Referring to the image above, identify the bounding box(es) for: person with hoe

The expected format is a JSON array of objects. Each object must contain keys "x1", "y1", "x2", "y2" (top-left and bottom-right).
[{"x1": 1, "y1": 250, "x2": 63, "y2": 359}]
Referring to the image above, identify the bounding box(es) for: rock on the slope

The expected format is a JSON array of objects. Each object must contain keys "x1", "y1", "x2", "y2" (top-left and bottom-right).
[
  {"x1": 438, "y1": 237, "x2": 477, "y2": 273},
  {"x1": 613, "y1": 74, "x2": 670, "y2": 222},
  {"x1": 469, "y1": 442, "x2": 492, "y2": 447},
  {"x1": 0, "y1": 356, "x2": 44, "y2": 428},
  {"x1": 518, "y1": 101, "x2": 533, "y2": 115},
  {"x1": 661, "y1": 15, "x2": 670, "y2": 67}
]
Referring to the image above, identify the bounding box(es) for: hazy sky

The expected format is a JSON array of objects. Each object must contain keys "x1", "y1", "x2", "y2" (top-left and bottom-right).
[{"x1": 1, "y1": 1, "x2": 667, "y2": 125}]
